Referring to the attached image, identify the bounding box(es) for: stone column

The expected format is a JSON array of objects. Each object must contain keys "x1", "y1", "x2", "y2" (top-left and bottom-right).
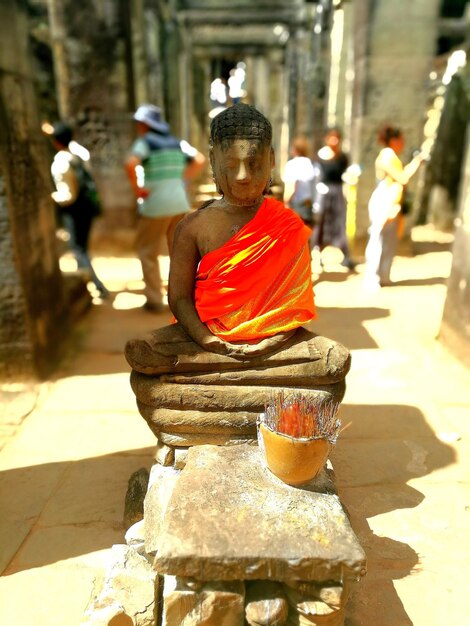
[
  {"x1": 440, "y1": 126, "x2": 470, "y2": 366},
  {"x1": 46, "y1": 0, "x2": 160, "y2": 234},
  {"x1": 326, "y1": 1, "x2": 354, "y2": 150},
  {"x1": 350, "y1": 0, "x2": 441, "y2": 239},
  {"x1": 0, "y1": 0, "x2": 66, "y2": 379}
]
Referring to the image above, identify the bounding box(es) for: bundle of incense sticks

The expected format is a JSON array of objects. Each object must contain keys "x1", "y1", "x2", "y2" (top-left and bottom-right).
[{"x1": 262, "y1": 391, "x2": 341, "y2": 443}]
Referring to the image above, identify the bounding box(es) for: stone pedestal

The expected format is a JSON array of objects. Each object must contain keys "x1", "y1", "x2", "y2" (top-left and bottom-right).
[
  {"x1": 144, "y1": 445, "x2": 366, "y2": 626},
  {"x1": 123, "y1": 325, "x2": 364, "y2": 625},
  {"x1": 126, "y1": 325, "x2": 350, "y2": 446}
]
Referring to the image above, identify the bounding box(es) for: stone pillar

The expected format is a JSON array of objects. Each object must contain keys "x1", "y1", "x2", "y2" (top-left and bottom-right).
[
  {"x1": 268, "y1": 47, "x2": 289, "y2": 180},
  {"x1": 0, "y1": 0, "x2": 66, "y2": 379},
  {"x1": 419, "y1": 67, "x2": 470, "y2": 227},
  {"x1": 350, "y1": 0, "x2": 441, "y2": 239},
  {"x1": 129, "y1": 0, "x2": 148, "y2": 108},
  {"x1": 440, "y1": 126, "x2": 470, "y2": 366},
  {"x1": 46, "y1": 0, "x2": 166, "y2": 235},
  {"x1": 326, "y1": 1, "x2": 354, "y2": 151},
  {"x1": 161, "y1": 9, "x2": 184, "y2": 138}
]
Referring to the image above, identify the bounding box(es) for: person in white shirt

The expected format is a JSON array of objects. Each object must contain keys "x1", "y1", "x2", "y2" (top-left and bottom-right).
[
  {"x1": 47, "y1": 121, "x2": 108, "y2": 298},
  {"x1": 282, "y1": 136, "x2": 319, "y2": 229}
]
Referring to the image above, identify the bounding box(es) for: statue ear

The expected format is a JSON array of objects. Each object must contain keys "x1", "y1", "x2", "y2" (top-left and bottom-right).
[
  {"x1": 264, "y1": 175, "x2": 273, "y2": 195},
  {"x1": 263, "y1": 148, "x2": 274, "y2": 194},
  {"x1": 209, "y1": 150, "x2": 223, "y2": 195}
]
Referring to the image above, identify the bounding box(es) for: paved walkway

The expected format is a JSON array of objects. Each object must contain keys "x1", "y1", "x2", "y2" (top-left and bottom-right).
[{"x1": 0, "y1": 228, "x2": 469, "y2": 625}]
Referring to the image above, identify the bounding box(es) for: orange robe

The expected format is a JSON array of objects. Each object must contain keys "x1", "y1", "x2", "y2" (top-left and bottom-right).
[{"x1": 194, "y1": 197, "x2": 316, "y2": 342}]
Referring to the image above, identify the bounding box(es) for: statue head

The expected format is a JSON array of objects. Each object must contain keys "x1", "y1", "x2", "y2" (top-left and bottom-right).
[
  {"x1": 209, "y1": 103, "x2": 274, "y2": 206},
  {"x1": 210, "y1": 103, "x2": 272, "y2": 149}
]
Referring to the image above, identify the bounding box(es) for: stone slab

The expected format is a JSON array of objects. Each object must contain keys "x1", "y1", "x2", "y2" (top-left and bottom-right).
[
  {"x1": 160, "y1": 364, "x2": 348, "y2": 387},
  {"x1": 162, "y1": 576, "x2": 245, "y2": 626},
  {"x1": 131, "y1": 376, "x2": 341, "y2": 410},
  {"x1": 153, "y1": 445, "x2": 366, "y2": 583},
  {"x1": 138, "y1": 403, "x2": 258, "y2": 435},
  {"x1": 136, "y1": 385, "x2": 343, "y2": 442},
  {"x1": 125, "y1": 325, "x2": 324, "y2": 375},
  {"x1": 0, "y1": 462, "x2": 65, "y2": 572},
  {"x1": 80, "y1": 544, "x2": 156, "y2": 626},
  {"x1": 159, "y1": 432, "x2": 257, "y2": 447},
  {"x1": 144, "y1": 463, "x2": 181, "y2": 555}
]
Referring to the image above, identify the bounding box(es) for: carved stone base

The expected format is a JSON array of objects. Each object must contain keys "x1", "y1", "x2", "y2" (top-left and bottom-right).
[
  {"x1": 126, "y1": 326, "x2": 350, "y2": 446},
  {"x1": 142, "y1": 444, "x2": 365, "y2": 626}
]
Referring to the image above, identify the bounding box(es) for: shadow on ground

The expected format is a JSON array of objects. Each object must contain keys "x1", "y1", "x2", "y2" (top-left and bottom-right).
[
  {"x1": 334, "y1": 404, "x2": 455, "y2": 626},
  {"x1": 411, "y1": 239, "x2": 453, "y2": 255},
  {"x1": 313, "y1": 270, "x2": 359, "y2": 284},
  {"x1": 0, "y1": 447, "x2": 155, "y2": 576},
  {"x1": 311, "y1": 306, "x2": 390, "y2": 349},
  {"x1": 390, "y1": 276, "x2": 447, "y2": 287},
  {"x1": 53, "y1": 293, "x2": 172, "y2": 378}
]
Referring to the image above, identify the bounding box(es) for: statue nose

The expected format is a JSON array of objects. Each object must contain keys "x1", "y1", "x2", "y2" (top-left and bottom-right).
[{"x1": 236, "y1": 161, "x2": 249, "y2": 181}]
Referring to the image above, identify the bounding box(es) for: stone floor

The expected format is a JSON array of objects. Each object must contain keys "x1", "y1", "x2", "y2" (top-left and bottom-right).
[{"x1": 0, "y1": 226, "x2": 469, "y2": 626}]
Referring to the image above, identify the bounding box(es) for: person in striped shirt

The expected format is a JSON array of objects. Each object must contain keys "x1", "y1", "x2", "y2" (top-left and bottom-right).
[{"x1": 126, "y1": 104, "x2": 206, "y2": 312}]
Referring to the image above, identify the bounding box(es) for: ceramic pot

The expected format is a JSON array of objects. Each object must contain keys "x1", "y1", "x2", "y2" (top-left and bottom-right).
[{"x1": 259, "y1": 423, "x2": 330, "y2": 486}]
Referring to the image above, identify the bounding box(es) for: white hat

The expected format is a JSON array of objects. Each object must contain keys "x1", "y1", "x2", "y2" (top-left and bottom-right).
[{"x1": 133, "y1": 104, "x2": 169, "y2": 133}]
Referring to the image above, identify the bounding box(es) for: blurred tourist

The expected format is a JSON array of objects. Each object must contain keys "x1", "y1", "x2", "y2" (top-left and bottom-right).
[
  {"x1": 282, "y1": 136, "x2": 320, "y2": 231},
  {"x1": 364, "y1": 125, "x2": 427, "y2": 290},
  {"x1": 125, "y1": 104, "x2": 205, "y2": 312},
  {"x1": 311, "y1": 127, "x2": 356, "y2": 271},
  {"x1": 46, "y1": 121, "x2": 108, "y2": 298}
]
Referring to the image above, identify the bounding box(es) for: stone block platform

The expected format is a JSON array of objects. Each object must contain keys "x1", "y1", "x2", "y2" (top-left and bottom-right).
[
  {"x1": 145, "y1": 444, "x2": 366, "y2": 625},
  {"x1": 126, "y1": 325, "x2": 350, "y2": 446},
  {"x1": 124, "y1": 325, "x2": 364, "y2": 623}
]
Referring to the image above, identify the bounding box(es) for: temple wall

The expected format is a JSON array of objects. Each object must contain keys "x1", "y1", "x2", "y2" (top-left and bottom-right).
[
  {"x1": 440, "y1": 125, "x2": 470, "y2": 365},
  {"x1": 0, "y1": 0, "x2": 66, "y2": 379},
  {"x1": 46, "y1": 0, "x2": 165, "y2": 237},
  {"x1": 350, "y1": 0, "x2": 441, "y2": 239}
]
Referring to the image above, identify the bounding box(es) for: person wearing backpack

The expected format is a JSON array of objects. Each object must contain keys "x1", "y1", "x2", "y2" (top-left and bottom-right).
[
  {"x1": 48, "y1": 121, "x2": 109, "y2": 298},
  {"x1": 125, "y1": 104, "x2": 206, "y2": 313}
]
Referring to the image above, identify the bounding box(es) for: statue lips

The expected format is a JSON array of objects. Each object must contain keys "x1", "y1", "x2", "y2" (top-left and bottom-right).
[{"x1": 230, "y1": 181, "x2": 265, "y2": 202}]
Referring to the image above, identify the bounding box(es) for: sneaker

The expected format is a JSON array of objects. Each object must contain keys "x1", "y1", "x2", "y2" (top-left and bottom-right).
[
  {"x1": 97, "y1": 286, "x2": 110, "y2": 299},
  {"x1": 341, "y1": 257, "x2": 357, "y2": 271}
]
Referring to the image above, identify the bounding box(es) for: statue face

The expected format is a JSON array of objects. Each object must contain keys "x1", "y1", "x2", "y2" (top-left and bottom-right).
[{"x1": 211, "y1": 139, "x2": 274, "y2": 206}]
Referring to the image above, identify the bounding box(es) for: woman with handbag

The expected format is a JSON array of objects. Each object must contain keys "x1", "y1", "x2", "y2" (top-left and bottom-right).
[{"x1": 364, "y1": 125, "x2": 426, "y2": 289}]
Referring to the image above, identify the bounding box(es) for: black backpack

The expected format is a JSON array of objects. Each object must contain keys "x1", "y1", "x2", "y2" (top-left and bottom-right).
[{"x1": 74, "y1": 158, "x2": 102, "y2": 217}]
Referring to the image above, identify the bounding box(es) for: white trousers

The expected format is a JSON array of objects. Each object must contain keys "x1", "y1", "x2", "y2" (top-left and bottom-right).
[{"x1": 365, "y1": 218, "x2": 398, "y2": 286}]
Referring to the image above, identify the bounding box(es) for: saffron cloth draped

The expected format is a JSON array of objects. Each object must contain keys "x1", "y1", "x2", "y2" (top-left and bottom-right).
[{"x1": 194, "y1": 197, "x2": 316, "y2": 342}]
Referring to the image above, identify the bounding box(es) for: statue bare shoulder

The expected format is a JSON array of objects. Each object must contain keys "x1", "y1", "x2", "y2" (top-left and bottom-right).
[{"x1": 174, "y1": 198, "x2": 250, "y2": 258}]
